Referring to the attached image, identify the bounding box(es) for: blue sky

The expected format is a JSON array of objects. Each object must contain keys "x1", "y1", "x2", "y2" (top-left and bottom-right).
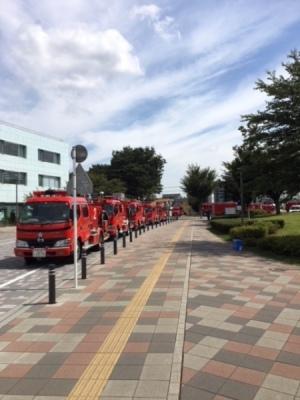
[{"x1": 0, "y1": 0, "x2": 300, "y2": 194}]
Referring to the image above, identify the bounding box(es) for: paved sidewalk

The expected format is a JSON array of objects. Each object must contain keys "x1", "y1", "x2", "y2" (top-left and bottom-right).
[
  {"x1": 182, "y1": 221, "x2": 300, "y2": 400},
  {"x1": 0, "y1": 218, "x2": 299, "y2": 400},
  {"x1": 0, "y1": 219, "x2": 190, "y2": 399}
]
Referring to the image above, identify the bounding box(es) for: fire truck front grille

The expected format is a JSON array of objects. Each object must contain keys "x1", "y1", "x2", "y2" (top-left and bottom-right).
[{"x1": 27, "y1": 239, "x2": 62, "y2": 248}]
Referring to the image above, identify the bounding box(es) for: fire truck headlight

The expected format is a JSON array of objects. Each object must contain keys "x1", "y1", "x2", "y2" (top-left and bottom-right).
[
  {"x1": 16, "y1": 240, "x2": 29, "y2": 248},
  {"x1": 54, "y1": 239, "x2": 70, "y2": 247}
]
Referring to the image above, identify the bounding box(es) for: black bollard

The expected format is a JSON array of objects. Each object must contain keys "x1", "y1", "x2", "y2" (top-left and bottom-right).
[
  {"x1": 151, "y1": 222, "x2": 154, "y2": 229},
  {"x1": 156, "y1": 221, "x2": 158, "y2": 228},
  {"x1": 113, "y1": 237, "x2": 118, "y2": 255},
  {"x1": 129, "y1": 229, "x2": 133, "y2": 242},
  {"x1": 143, "y1": 225, "x2": 146, "y2": 233},
  {"x1": 48, "y1": 265, "x2": 56, "y2": 304},
  {"x1": 139, "y1": 225, "x2": 142, "y2": 235},
  {"x1": 159, "y1": 220, "x2": 162, "y2": 227},
  {"x1": 147, "y1": 224, "x2": 149, "y2": 231},
  {"x1": 135, "y1": 228, "x2": 138, "y2": 238},
  {"x1": 100, "y1": 244, "x2": 105, "y2": 264},
  {"x1": 81, "y1": 247, "x2": 87, "y2": 279},
  {"x1": 122, "y1": 232, "x2": 126, "y2": 248}
]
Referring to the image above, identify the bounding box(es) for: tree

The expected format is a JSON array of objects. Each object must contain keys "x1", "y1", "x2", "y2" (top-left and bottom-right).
[
  {"x1": 181, "y1": 164, "x2": 217, "y2": 212},
  {"x1": 109, "y1": 146, "x2": 166, "y2": 199},
  {"x1": 88, "y1": 164, "x2": 126, "y2": 195},
  {"x1": 235, "y1": 50, "x2": 300, "y2": 213}
]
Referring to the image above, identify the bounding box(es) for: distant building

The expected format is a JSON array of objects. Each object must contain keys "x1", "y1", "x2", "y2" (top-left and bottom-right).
[
  {"x1": 67, "y1": 164, "x2": 93, "y2": 196},
  {"x1": 162, "y1": 193, "x2": 181, "y2": 201},
  {"x1": 0, "y1": 121, "x2": 69, "y2": 222}
]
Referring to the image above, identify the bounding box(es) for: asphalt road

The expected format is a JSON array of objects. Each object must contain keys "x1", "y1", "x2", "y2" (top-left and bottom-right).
[{"x1": 0, "y1": 227, "x2": 116, "y2": 326}]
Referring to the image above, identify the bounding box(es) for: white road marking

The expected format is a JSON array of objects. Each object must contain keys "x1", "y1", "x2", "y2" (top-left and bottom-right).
[{"x1": 0, "y1": 269, "x2": 40, "y2": 289}]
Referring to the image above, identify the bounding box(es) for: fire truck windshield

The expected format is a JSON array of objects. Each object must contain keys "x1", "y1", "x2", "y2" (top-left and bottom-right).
[
  {"x1": 104, "y1": 204, "x2": 114, "y2": 216},
  {"x1": 128, "y1": 205, "x2": 137, "y2": 215},
  {"x1": 19, "y1": 203, "x2": 70, "y2": 224}
]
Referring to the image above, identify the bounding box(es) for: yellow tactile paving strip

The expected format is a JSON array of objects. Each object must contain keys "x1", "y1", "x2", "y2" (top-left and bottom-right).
[{"x1": 67, "y1": 223, "x2": 187, "y2": 400}]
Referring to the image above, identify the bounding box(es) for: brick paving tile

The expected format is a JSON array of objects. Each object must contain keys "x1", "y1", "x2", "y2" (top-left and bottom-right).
[
  {"x1": 202, "y1": 360, "x2": 236, "y2": 378},
  {"x1": 123, "y1": 342, "x2": 150, "y2": 353},
  {"x1": 270, "y1": 362, "x2": 300, "y2": 379},
  {"x1": 230, "y1": 366, "x2": 266, "y2": 386},
  {"x1": 181, "y1": 367, "x2": 197, "y2": 384},
  {"x1": 0, "y1": 364, "x2": 32, "y2": 378},
  {"x1": 53, "y1": 364, "x2": 87, "y2": 379},
  {"x1": 248, "y1": 345, "x2": 279, "y2": 360},
  {"x1": 181, "y1": 385, "x2": 215, "y2": 400},
  {"x1": 187, "y1": 371, "x2": 225, "y2": 393},
  {"x1": 8, "y1": 378, "x2": 49, "y2": 396},
  {"x1": 218, "y1": 380, "x2": 258, "y2": 400},
  {"x1": 254, "y1": 387, "x2": 294, "y2": 400},
  {"x1": 262, "y1": 373, "x2": 299, "y2": 395}
]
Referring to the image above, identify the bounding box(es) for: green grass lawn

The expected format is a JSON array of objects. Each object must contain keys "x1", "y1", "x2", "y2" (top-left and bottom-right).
[
  {"x1": 210, "y1": 213, "x2": 300, "y2": 265},
  {"x1": 260, "y1": 213, "x2": 300, "y2": 236}
]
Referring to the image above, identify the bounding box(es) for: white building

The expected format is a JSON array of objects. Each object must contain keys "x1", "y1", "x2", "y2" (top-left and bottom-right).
[{"x1": 0, "y1": 121, "x2": 69, "y2": 222}]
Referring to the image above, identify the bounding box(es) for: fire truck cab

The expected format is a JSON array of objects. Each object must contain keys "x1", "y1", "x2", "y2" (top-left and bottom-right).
[
  {"x1": 126, "y1": 200, "x2": 145, "y2": 230},
  {"x1": 143, "y1": 203, "x2": 159, "y2": 226},
  {"x1": 14, "y1": 190, "x2": 107, "y2": 264},
  {"x1": 101, "y1": 197, "x2": 129, "y2": 239}
]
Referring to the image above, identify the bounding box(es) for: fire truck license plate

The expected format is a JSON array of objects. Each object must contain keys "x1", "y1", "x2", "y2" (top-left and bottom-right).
[{"x1": 33, "y1": 248, "x2": 46, "y2": 258}]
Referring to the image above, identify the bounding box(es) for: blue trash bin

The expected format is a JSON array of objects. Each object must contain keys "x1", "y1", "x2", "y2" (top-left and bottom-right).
[{"x1": 232, "y1": 239, "x2": 243, "y2": 251}]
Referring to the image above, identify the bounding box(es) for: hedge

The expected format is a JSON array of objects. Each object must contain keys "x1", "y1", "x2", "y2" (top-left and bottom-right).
[
  {"x1": 230, "y1": 225, "x2": 267, "y2": 240},
  {"x1": 258, "y1": 235, "x2": 300, "y2": 257},
  {"x1": 210, "y1": 219, "x2": 243, "y2": 234},
  {"x1": 210, "y1": 218, "x2": 284, "y2": 235}
]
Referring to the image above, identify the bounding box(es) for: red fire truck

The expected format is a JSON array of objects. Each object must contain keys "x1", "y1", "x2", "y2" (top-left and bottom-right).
[
  {"x1": 248, "y1": 202, "x2": 276, "y2": 214},
  {"x1": 126, "y1": 200, "x2": 145, "y2": 230},
  {"x1": 144, "y1": 202, "x2": 159, "y2": 225},
  {"x1": 157, "y1": 202, "x2": 168, "y2": 222},
  {"x1": 201, "y1": 202, "x2": 237, "y2": 217},
  {"x1": 172, "y1": 206, "x2": 183, "y2": 218},
  {"x1": 14, "y1": 190, "x2": 108, "y2": 264},
  {"x1": 286, "y1": 200, "x2": 300, "y2": 212},
  {"x1": 100, "y1": 196, "x2": 129, "y2": 239}
]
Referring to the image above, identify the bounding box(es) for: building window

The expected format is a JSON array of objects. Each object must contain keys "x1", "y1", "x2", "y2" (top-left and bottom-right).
[
  {"x1": 0, "y1": 170, "x2": 27, "y2": 185},
  {"x1": 0, "y1": 140, "x2": 26, "y2": 158},
  {"x1": 38, "y1": 175, "x2": 61, "y2": 188},
  {"x1": 38, "y1": 149, "x2": 60, "y2": 164}
]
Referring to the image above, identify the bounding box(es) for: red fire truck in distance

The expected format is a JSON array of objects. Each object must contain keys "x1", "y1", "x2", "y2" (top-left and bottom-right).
[
  {"x1": 248, "y1": 202, "x2": 276, "y2": 214},
  {"x1": 201, "y1": 202, "x2": 238, "y2": 217},
  {"x1": 144, "y1": 202, "x2": 159, "y2": 225},
  {"x1": 171, "y1": 206, "x2": 183, "y2": 218},
  {"x1": 14, "y1": 190, "x2": 108, "y2": 264},
  {"x1": 100, "y1": 196, "x2": 129, "y2": 239},
  {"x1": 157, "y1": 202, "x2": 168, "y2": 222},
  {"x1": 126, "y1": 200, "x2": 145, "y2": 230}
]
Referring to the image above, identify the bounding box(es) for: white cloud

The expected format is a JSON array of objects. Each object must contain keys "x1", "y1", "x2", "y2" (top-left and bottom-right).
[
  {"x1": 9, "y1": 25, "x2": 142, "y2": 93},
  {"x1": 1, "y1": 0, "x2": 300, "y2": 193},
  {"x1": 132, "y1": 3, "x2": 180, "y2": 41}
]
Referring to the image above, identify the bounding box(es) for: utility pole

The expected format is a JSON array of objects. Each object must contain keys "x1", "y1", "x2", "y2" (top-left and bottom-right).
[{"x1": 240, "y1": 170, "x2": 244, "y2": 224}]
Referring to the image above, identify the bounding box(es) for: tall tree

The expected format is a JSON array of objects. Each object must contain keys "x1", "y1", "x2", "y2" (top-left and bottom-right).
[
  {"x1": 181, "y1": 164, "x2": 217, "y2": 211},
  {"x1": 109, "y1": 146, "x2": 166, "y2": 198},
  {"x1": 88, "y1": 163, "x2": 127, "y2": 194},
  {"x1": 237, "y1": 50, "x2": 300, "y2": 213}
]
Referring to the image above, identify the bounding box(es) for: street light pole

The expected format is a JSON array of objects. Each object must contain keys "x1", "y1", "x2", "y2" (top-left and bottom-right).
[
  {"x1": 240, "y1": 170, "x2": 244, "y2": 224},
  {"x1": 72, "y1": 147, "x2": 78, "y2": 289}
]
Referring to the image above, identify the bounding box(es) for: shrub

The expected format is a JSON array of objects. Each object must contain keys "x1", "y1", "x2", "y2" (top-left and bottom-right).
[
  {"x1": 258, "y1": 235, "x2": 300, "y2": 257},
  {"x1": 249, "y1": 209, "x2": 269, "y2": 218},
  {"x1": 267, "y1": 218, "x2": 285, "y2": 229},
  {"x1": 230, "y1": 225, "x2": 267, "y2": 240},
  {"x1": 210, "y1": 219, "x2": 242, "y2": 234}
]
